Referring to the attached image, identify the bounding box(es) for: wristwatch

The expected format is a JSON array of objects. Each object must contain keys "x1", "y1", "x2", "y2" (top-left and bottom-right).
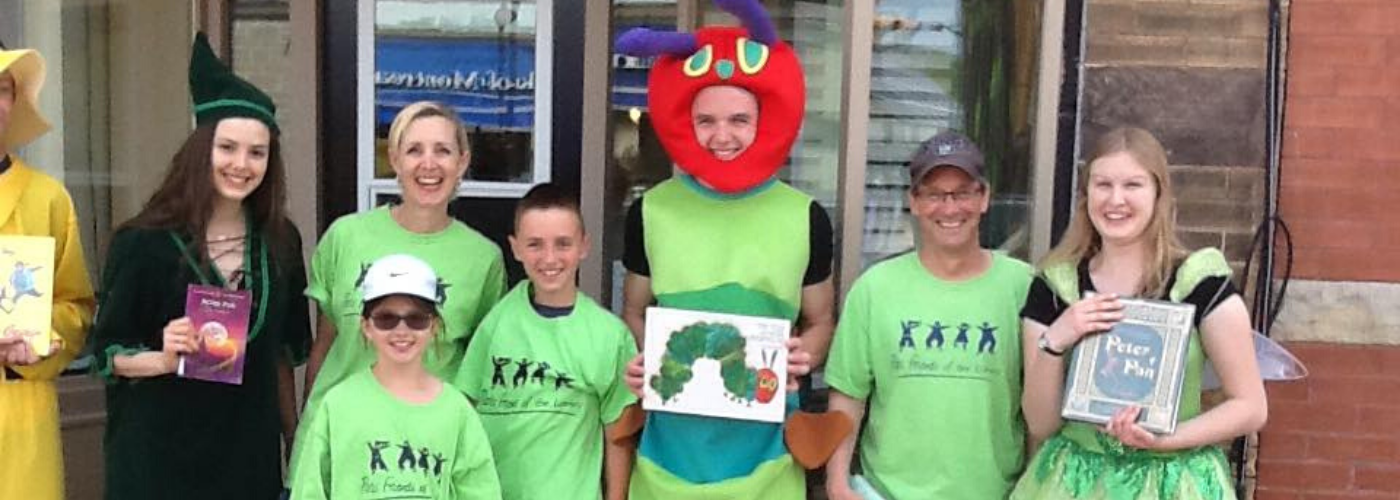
[{"x1": 1037, "y1": 331, "x2": 1066, "y2": 357}]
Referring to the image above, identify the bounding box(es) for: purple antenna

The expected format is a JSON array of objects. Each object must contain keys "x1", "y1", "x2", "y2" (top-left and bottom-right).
[
  {"x1": 615, "y1": 28, "x2": 698, "y2": 58},
  {"x1": 714, "y1": 0, "x2": 777, "y2": 45}
]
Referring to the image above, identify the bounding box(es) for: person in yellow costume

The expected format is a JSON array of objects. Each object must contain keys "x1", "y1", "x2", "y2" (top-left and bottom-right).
[{"x1": 0, "y1": 42, "x2": 97, "y2": 500}]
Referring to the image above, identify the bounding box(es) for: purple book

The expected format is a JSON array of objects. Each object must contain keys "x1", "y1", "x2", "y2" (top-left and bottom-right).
[{"x1": 178, "y1": 284, "x2": 250, "y2": 385}]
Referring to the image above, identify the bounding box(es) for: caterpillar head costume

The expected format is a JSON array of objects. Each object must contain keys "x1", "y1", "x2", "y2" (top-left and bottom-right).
[{"x1": 616, "y1": 0, "x2": 805, "y2": 194}]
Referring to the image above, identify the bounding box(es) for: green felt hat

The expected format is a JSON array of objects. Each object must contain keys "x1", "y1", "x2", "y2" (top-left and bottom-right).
[{"x1": 189, "y1": 32, "x2": 278, "y2": 134}]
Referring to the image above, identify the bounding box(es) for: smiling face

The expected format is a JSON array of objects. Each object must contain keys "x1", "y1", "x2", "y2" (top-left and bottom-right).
[
  {"x1": 362, "y1": 295, "x2": 439, "y2": 367},
  {"x1": 391, "y1": 115, "x2": 468, "y2": 209},
  {"x1": 510, "y1": 208, "x2": 589, "y2": 307},
  {"x1": 1085, "y1": 151, "x2": 1159, "y2": 247},
  {"x1": 907, "y1": 166, "x2": 989, "y2": 253},
  {"x1": 209, "y1": 117, "x2": 271, "y2": 205},
  {"x1": 691, "y1": 85, "x2": 758, "y2": 162}
]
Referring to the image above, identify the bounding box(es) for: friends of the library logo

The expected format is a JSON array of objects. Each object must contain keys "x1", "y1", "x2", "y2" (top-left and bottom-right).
[
  {"x1": 489, "y1": 356, "x2": 576, "y2": 391},
  {"x1": 359, "y1": 439, "x2": 449, "y2": 497},
  {"x1": 897, "y1": 319, "x2": 1001, "y2": 355}
]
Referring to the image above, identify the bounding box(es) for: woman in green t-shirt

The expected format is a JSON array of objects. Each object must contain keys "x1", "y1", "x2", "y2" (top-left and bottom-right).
[
  {"x1": 1013, "y1": 127, "x2": 1267, "y2": 500},
  {"x1": 294, "y1": 102, "x2": 506, "y2": 488},
  {"x1": 290, "y1": 254, "x2": 501, "y2": 499}
]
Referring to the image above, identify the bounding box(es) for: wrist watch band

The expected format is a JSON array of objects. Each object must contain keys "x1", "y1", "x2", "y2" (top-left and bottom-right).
[{"x1": 1037, "y1": 331, "x2": 1066, "y2": 357}]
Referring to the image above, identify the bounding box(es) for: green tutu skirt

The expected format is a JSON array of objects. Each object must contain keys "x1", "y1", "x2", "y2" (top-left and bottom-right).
[{"x1": 1010, "y1": 432, "x2": 1235, "y2": 500}]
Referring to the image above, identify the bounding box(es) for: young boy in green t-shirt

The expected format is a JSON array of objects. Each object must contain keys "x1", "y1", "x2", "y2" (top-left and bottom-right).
[{"x1": 454, "y1": 183, "x2": 638, "y2": 500}]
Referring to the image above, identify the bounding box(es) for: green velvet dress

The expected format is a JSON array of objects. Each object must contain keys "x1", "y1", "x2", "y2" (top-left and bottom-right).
[{"x1": 90, "y1": 225, "x2": 311, "y2": 500}]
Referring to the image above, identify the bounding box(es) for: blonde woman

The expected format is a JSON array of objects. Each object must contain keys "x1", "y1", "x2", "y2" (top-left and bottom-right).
[
  {"x1": 1012, "y1": 127, "x2": 1266, "y2": 500},
  {"x1": 292, "y1": 102, "x2": 505, "y2": 484}
]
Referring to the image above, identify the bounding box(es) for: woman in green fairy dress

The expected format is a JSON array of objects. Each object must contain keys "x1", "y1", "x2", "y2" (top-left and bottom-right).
[{"x1": 1012, "y1": 127, "x2": 1267, "y2": 500}]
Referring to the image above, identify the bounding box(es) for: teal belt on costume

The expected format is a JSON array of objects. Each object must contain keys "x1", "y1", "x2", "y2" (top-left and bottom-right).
[
  {"x1": 1032, "y1": 433, "x2": 1229, "y2": 500},
  {"x1": 637, "y1": 391, "x2": 797, "y2": 483}
]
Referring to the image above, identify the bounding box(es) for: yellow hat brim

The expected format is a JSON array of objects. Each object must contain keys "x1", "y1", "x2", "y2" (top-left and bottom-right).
[{"x1": 0, "y1": 49, "x2": 52, "y2": 150}]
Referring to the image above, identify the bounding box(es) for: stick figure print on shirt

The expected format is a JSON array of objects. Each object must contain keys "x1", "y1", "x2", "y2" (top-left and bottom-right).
[
  {"x1": 491, "y1": 356, "x2": 512, "y2": 387},
  {"x1": 368, "y1": 441, "x2": 390, "y2": 473},
  {"x1": 925, "y1": 321, "x2": 946, "y2": 349},
  {"x1": 554, "y1": 371, "x2": 575, "y2": 390},
  {"x1": 397, "y1": 440, "x2": 417, "y2": 471},
  {"x1": 432, "y1": 452, "x2": 447, "y2": 477},
  {"x1": 418, "y1": 448, "x2": 431, "y2": 474},
  {"x1": 954, "y1": 323, "x2": 970, "y2": 350},
  {"x1": 899, "y1": 320, "x2": 918, "y2": 351},
  {"x1": 977, "y1": 321, "x2": 997, "y2": 354},
  {"x1": 512, "y1": 358, "x2": 533, "y2": 387},
  {"x1": 531, "y1": 362, "x2": 552, "y2": 385}
]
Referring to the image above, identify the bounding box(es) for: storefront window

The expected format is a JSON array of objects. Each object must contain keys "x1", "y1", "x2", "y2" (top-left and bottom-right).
[
  {"x1": 861, "y1": 0, "x2": 1041, "y2": 267},
  {"x1": 361, "y1": 0, "x2": 552, "y2": 207}
]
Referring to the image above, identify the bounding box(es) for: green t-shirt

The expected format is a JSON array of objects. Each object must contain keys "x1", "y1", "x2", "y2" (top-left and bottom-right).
[
  {"x1": 290, "y1": 369, "x2": 502, "y2": 500},
  {"x1": 303, "y1": 206, "x2": 505, "y2": 413},
  {"x1": 454, "y1": 282, "x2": 638, "y2": 500},
  {"x1": 825, "y1": 252, "x2": 1032, "y2": 500}
]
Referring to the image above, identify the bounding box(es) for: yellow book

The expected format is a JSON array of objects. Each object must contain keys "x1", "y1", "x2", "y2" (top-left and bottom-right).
[{"x1": 0, "y1": 236, "x2": 56, "y2": 357}]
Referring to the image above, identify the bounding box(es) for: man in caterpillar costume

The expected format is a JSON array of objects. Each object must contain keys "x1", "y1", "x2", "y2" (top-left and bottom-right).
[{"x1": 610, "y1": 0, "x2": 851, "y2": 498}]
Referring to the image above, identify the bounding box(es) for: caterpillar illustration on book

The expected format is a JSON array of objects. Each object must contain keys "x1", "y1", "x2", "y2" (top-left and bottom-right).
[{"x1": 649, "y1": 322, "x2": 782, "y2": 406}]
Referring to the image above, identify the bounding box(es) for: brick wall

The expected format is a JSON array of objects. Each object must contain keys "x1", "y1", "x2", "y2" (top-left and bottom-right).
[
  {"x1": 1258, "y1": 0, "x2": 1400, "y2": 498},
  {"x1": 1081, "y1": 0, "x2": 1268, "y2": 272},
  {"x1": 1279, "y1": 0, "x2": 1400, "y2": 282},
  {"x1": 1256, "y1": 343, "x2": 1400, "y2": 499}
]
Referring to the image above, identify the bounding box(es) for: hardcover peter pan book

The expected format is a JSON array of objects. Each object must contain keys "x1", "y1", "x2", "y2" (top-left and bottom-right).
[
  {"x1": 0, "y1": 236, "x2": 56, "y2": 356},
  {"x1": 178, "y1": 284, "x2": 250, "y2": 385},
  {"x1": 1062, "y1": 296, "x2": 1196, "y2": 434},
  {"x1": 642, "y1": 306, "x2": 790, "y2": 423}
]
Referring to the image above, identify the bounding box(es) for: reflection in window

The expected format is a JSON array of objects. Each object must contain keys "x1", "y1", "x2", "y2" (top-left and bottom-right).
[
  {"x1": 604, "y1": 0, "x2": 677, "y2": 311},
  {"x1": 371, "y1": 0, "x2": 546, "y2": 194},
  {"x1": 863, "y1": 0, "x2": 1041, "y2": 267}
]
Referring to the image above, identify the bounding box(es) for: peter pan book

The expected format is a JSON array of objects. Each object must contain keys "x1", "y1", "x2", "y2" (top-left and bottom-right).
[
  {"x1": 178, "y1": 284, "x2": 250, "y2": 385},
  {"x1": 1062, "y1": 296, "x2": 1196, "y2": 434},
  {"x1": 642, "y1": 306, "x2": 790, "y2": 423},
  {"x1": 0, "y1": 236, "x2": 55, "y2": 357}
]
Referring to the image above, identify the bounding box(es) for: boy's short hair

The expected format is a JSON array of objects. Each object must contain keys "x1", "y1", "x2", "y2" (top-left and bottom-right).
[{"x1": 514, "y1": 183, "x2": 584, "y2": 233}]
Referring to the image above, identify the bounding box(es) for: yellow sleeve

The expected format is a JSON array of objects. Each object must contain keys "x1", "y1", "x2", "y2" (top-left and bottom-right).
[{"x1": 14, "y1": 188, "x2": 96, "y2": 380}]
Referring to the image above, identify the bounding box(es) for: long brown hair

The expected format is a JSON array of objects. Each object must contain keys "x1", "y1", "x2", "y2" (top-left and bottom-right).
[
  {"x1": 1042, "y1": 127, "x2": 1187, "y2": 297},
  {"x1": 121, "y1": 121, "x2": 291, "y2": 262}
]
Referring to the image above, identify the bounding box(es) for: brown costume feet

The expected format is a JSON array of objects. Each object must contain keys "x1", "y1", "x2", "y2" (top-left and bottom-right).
[{"x1": 784, "y1": 411, "x2": 853, "y2": 469}]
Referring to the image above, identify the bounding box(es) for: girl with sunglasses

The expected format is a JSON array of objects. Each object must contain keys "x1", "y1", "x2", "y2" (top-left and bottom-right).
[{"x1": 290, "y1": 254, "x2": 501, "y2": 499}]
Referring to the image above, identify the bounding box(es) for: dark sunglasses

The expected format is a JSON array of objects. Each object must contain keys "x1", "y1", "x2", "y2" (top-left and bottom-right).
[{"x1": 369, "y1": 312, "x2": 434, "y2": 331}]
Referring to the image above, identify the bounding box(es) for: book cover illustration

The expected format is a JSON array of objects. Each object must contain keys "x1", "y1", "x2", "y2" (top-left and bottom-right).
[
  {"x1": 1062, "y1": 297, "x2": 1196, "y2": 434},
  {"x1": 0, "y1": 236, "x2": 56, "y2": 357},
  {"x1": 642, "y1": 306, "x2": 790, "y2": 423},
  {"x1": 179, "y1": 284, "x2": 250, "y2": 385}
]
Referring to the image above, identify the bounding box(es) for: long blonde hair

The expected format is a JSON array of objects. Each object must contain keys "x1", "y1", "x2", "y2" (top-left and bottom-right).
[{"x1": 1042, "y1": 127, "x2": 1187, "y2": 297}]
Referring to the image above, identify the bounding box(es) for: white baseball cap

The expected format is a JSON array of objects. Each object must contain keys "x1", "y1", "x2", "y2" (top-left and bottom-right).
[{"x1": 360, "y1": 254, "x2": 441, "y2": 304}]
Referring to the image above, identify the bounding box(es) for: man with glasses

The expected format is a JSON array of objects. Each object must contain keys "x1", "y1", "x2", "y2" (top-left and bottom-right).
[{"x1": 824, "y1": 131, "x2": 1033, "y2": 500}]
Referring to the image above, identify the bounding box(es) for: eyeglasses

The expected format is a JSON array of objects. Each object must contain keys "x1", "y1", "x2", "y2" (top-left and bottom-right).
[
  {"x1": 369, "y1": 312, "x2": 434, "y2": 331},
  {"x1": 915, "y1": 187, "x2": 983, "y2": 205}
]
